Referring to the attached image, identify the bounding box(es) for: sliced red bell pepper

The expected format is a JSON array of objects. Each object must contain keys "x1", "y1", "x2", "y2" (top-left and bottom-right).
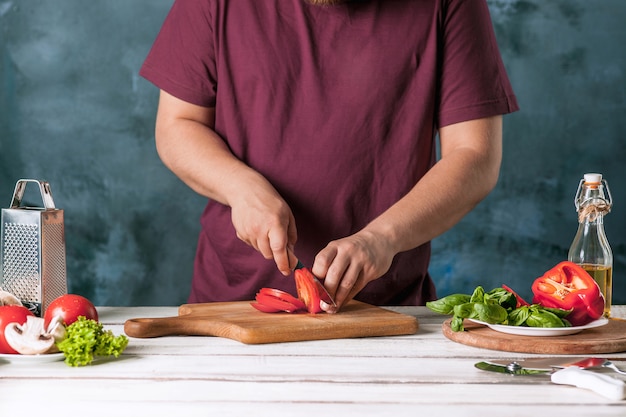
[
  {"x1": 251, "y1": 288, "x2": 307, "y2": 313},
  {"x1": 531, "y1": 261, "x2": 605, "y2": 326},
  {"x1": 250, "y1": 302, "x2": 282, "y2": 313},
  {"x1": 250, "y1": 268, "x2": 330, "y2": 315},
  {"x1": 257, "y1": 288, "x2": 307, "y2": 311},
  {"x1": 502, "y1": 284, "x2": 530, "y2": 307},
  {"x1": 294, "y1": 268, "x2": 324, "y2": 314}
]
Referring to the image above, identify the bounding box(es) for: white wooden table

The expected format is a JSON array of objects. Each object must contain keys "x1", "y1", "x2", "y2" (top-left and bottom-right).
[{"x1": 1, "y1": 305, "x2": 625, "y2": 416}]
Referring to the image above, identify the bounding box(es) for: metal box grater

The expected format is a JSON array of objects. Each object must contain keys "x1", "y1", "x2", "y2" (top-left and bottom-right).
[{"x1": 0, "y1": 179, "x2": 67, "y2": 316}]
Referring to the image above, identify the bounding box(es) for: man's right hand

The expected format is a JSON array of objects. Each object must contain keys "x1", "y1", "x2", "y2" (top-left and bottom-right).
[
  {"x1": 228, "y1": 174, "x2": 298, "y2": 276},
  {"x1": 155, "y1": 90, "x2": 297, "y2": 276}
]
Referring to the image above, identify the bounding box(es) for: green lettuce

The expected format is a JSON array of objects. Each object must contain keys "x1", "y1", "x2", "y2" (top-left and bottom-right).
[{"x1": 57, "y1": 316, "x2": 129, "y2": 367}]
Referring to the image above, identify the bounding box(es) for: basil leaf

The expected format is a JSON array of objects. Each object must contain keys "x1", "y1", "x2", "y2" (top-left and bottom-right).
[
  {"x1": 426, "y1": 294, "x2": 471, "y2": 315},
  {"x1": 453, "y1": 302, "x2": 479, "y2": 319},
  {"x1": 542, "y1": 306, "x2": 573, "y2": 319},
  {"x1": 451, "y1": 316, "x2": 465, "y2": 332},
  {"x1": 526, "y1": 308, "x2": 568, "y2": 328},
  {"x1": 486, "y1": 288, "x2": 517, "y2": 310},
  {"x1": 508, "y1": 306, "x2": 530, "y2": 326},
  {"x1": 470, "y1": 286, "x2": 486, "y2": 303},
  {"x1": 474, "y1": 302, "x2": 508, "y2": 324}
]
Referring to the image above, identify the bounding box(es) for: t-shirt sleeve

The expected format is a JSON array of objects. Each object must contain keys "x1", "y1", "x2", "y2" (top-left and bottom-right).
[
  {"x1": 139, "y1": 0, "x2": 217, "y2": 107},
  {"x1": 437, "y1": 0, "x2": 519, "y2": 127}
]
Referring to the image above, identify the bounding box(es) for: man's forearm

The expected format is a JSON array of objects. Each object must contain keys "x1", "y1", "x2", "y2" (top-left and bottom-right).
[
  {"x1": 363, "y1": 116, "x2": 503, "y2": 255},
  {"x1": 154, "y1": 91, "x2": 267, "y2": 206}
]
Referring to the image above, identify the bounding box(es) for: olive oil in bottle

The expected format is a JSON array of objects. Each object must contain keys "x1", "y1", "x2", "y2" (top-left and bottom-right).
[
  {"x1": 567, "y1": 173, "x2": 613, "y2": 317},
  {"x1": 580, "y1": 264, "x2": 613, "y2": 317}
]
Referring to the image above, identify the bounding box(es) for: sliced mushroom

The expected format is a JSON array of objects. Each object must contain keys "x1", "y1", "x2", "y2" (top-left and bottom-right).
[
  {"x1": 45, "y1": 315, "x2": 66, "y2": 343},
  {"x1": 5, "y1": 316, "x2": 65, "y2": 355},
  {"x1": 0, "y1": 290, "x2": 21, "y2": 306}
]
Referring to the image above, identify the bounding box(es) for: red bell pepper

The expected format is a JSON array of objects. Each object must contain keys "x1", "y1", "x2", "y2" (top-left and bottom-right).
[
  {"x1": 502, "y1": 284, "x2": 530, "y2": 307},
  {"x1": 531, "y1": 261, "x2": 605, "y2": 326},
  {"x1": 250, "y1": 269, "x2": 328, "y2": 315},
  {"x1": 250, "y1": 288, "x2": 307, "y2": 313},
  {"x1": 294, "y1": 267, "x2": 324, "y2": 314}
]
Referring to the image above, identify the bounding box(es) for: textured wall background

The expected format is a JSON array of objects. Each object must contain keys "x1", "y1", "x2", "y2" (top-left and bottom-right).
[{"x1": 1, "y1": 0, "x2": 624, "y2": 306}]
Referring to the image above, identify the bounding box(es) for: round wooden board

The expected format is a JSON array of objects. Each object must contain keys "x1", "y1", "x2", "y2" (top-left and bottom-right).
[{"x1": 442, "y1": 318, "x2": 626, "y2": 354}]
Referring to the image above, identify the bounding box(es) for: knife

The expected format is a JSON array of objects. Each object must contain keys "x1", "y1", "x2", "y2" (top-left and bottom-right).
[
  {"x1": 475, "y1": 360, "x2": 626, "y2": 400},
  {"x1": 488, "y1": 357, "x2": 609, "y2": 371},
  {"x1": 295, "y1": 260, "x2": 337, "y2": 308}
]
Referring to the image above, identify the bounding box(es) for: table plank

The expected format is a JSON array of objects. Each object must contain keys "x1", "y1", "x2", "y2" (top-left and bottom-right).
[{"x1": 0, "y1": 379, "x2": 620, "y2": 417}]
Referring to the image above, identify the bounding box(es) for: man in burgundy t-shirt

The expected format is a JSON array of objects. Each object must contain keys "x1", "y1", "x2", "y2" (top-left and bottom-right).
[{"x1": 140, "y1": 0, "x2": 518, "y2": 310}]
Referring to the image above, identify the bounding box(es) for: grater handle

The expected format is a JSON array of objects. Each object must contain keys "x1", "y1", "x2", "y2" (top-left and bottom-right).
[{"x1": 10, "y1": 179, "x2": 57, "y2": 210}]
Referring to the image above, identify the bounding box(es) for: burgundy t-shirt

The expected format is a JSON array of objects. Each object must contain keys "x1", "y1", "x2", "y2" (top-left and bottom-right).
[{"x1": 140, "y1": 0, "x2": 519, "y2": 305}]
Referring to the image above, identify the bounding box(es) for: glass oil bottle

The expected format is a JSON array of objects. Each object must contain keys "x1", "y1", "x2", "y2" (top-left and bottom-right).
[{"x1": 567, "y1": 173, "x2": 613, "y2": 317}]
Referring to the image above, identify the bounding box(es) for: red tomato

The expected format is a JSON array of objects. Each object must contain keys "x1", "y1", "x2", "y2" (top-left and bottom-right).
[
  {"x1": 0, "y1": 305, "x2": 34, "y2": 354},
  {"x1": 43, "y1": 294, "x2": 98, "y2": 327},
  {"x1": 295, "y1": 268, "x2": 323, "y2": 314}
]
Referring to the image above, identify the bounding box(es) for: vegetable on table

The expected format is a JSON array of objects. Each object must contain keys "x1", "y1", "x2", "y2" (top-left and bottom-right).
[
  {"x1": 294, "y1": 267, "x2": 324, "y2": 314},
  {"x1": 427, "y1": 286, "x2": 518, "y2": 332},
  {"x1": 4, "y1": 315, "x2": 65, "y2": 355},
  {"x1": 426, "y1": 284, "x2": 572, "y2": 332},
  {"x1": 251, "y1": 266, "x2": 328, "y2": 314},
  {"x1": 44, "y1": 293, "x2": 99, "y2": 328},
  {"x1": 0, "y1": 291, "x2": 128, "y2": 364},
  {"x1": 508, "y1": 304, "x2": 572, "y2": 327},
  {"x1": 502, "y1": 284, "x2": 530, "y2": 307},
  {"x1": 532, "y1": 261, "x2": 605, "y2": 326},
  {"x1": 56, "y1": 316, "x2": 129, "y2": 367},
  {"x1": 0, "y1": 305, "x2": 34, "y2": 354},
  {"x1": 251, "y1": 288, "x2": 307, "y2": 313}
]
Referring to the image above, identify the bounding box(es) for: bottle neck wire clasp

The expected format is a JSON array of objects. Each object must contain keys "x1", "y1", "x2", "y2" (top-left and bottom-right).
[{"x1": 574, "y1": 179, "x2": 612, "y2": 223}]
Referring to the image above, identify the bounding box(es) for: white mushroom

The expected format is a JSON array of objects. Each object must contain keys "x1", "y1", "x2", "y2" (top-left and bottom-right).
[
  {"x1": 0, "y1": 290, "x2": 21, "y2": 306},
  {"x1": 4, "y1": 316, "x2": 66, "y2": 355},
  {"x1": 45, "y1": 316, "x2": 66, "y2": 343}
]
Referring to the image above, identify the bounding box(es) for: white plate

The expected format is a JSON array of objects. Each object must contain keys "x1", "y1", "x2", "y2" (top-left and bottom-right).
[
  {"x1": 468, "y1": 317, "x2": 609, "y2": 336},
  {"x1": 0, "y1": 352, "x2": 64, "y2": 364}
]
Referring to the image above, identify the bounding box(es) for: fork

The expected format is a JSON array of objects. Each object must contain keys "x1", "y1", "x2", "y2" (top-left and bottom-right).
[
  {"x1": 601, "y1": 360, "x2": 626, "y2": 375},
  {"x1": 566, "y1": 357, "x2": 626, "y2": 375}
]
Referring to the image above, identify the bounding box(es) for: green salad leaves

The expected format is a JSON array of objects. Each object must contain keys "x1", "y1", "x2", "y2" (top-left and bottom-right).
[
  {"x1": 427, "y1": 286, "x2": 572, "y2": 332},
  {"x1": 56, "y1": 316, "x2": 129, "y2": 367}
]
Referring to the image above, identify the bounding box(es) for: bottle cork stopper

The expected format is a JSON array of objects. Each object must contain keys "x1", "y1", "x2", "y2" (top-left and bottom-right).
[{"x1": 584, "y1": 173, "x2": 602, "y2": 183}]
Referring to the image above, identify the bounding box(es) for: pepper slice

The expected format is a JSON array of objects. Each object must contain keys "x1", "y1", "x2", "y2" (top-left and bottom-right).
[
  {"x1": 502, "y1": 284, "x2": 530, "y2": 308},
  {"x1": 250, "y1": 302, "x2": 282, "y2": 313},
  {"x1": 251, "y1": 288, "x2": 307, "y2": 313},
  {"x1": 531, "y1": 261, "x2": 605, "y2": 326},
  {"x1": 258, "y1": 288, "x2": 307, "y2": 310},
  {"x1": 294, "y1": 268, "x2": 324, "y2": 314},
  {"x1": 250, "y1": 268, "x2": 329, "y2": 315}
]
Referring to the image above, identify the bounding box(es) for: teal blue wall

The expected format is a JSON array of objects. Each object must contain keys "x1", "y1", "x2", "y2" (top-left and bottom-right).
[{"x1": 1, "y1": 1, "x2": 624, "y2": 306}]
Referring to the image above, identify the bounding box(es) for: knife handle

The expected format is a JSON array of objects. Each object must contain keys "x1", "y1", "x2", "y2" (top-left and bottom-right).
[{"x1": 551, "y1": 367, "x2": 626, "y2": 400}]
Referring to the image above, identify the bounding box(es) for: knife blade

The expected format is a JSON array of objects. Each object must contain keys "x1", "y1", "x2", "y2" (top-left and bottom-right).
[
  {"x1": 489, "y1": 357, "x2": 606, "y2": 370},
  {"x1": 295, "y1": 260, "x2": 337, "y2": 308},
  {"x1": 475, "y1": 360, "x2": 626, "y2": 400},
  {"x1": 475, "y1": 361, "x2": 548, "y2": 375}
]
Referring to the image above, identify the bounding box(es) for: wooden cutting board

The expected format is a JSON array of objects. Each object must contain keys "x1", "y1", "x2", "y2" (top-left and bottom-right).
[
  {"x1": 442, "y1": 318, "x2": 626, "y2": 354},
  {"x1": 124, "y1": 300, "x2": 419, "y2": 344}
]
